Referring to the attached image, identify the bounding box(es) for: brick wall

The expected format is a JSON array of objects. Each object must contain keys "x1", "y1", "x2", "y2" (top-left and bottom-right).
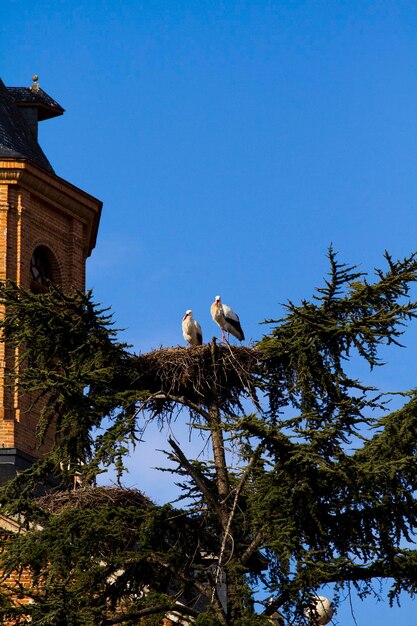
[{"x1": 0, "y1": 161, "x2": 101, "y2": 460}]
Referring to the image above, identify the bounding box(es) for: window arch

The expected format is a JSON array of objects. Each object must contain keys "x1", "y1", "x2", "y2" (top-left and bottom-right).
[{"x1": 30, "y1": 246, "x2": 61, "y2": 293}]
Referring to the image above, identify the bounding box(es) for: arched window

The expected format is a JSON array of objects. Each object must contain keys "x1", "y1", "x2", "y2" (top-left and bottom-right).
[{"x1": 30, "y1": 246, "x2": 60, "y2": 293}]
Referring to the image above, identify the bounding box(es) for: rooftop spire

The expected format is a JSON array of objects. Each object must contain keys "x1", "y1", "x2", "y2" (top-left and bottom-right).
[
  {"x1": 31, "y1": 74, "x2": 40, "y2": 93},
  {"x1": 0, "y1": 77, "x2": 64, "y2": 172}
]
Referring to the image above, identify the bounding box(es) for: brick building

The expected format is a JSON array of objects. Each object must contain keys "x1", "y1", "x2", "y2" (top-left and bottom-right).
[{"x1": 0, "y1": 75, "x2": 102, "y2": 483}]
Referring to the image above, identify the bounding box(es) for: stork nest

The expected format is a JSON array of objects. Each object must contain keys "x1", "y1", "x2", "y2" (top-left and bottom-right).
[
  {"x1": 36, "y1": 486, "x2": 152, "y2": 515},
  {"x1": 130, "y1": 341, "x2": 260, "y2": 412}
]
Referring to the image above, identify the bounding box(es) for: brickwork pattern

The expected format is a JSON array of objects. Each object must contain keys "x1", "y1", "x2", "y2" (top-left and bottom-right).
[{"x1": 0, "y1": 161, "x2": 101, "y2": 459}]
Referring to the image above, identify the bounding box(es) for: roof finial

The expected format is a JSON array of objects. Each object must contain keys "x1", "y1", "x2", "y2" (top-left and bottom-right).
[{"x1": 31, "y1": 75, "x2": 40, "y2": 92}]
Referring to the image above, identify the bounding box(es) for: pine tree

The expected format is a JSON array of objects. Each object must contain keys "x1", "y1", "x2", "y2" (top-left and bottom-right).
[{"x1": 0, "y1": 249, "x2": 417, "y2": 625}]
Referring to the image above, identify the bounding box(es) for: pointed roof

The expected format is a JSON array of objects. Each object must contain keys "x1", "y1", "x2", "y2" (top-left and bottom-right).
[
  {"x1": 0, "y1": 78, "x2": 63, "y2": 173},
  {"x1": 7, "y1": 80, "x2": 64, "y2": 122}
]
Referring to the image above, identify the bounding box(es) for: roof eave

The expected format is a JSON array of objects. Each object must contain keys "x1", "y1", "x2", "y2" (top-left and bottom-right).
[{"x1": 0, "y1": 158, "x2": 102, "y2": 256}]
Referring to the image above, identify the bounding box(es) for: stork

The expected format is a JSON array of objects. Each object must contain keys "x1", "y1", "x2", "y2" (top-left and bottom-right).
[
  {"x1": 182, "y1": 310, "x2": 203, "y2": 346},
  {"x1": 210, "y1": 295, "x2": 245, "y2": 342}
]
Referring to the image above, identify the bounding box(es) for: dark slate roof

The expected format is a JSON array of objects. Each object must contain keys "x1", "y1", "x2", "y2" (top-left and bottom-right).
[
  {"x1": 0, "y1": 78, "x2": 57, "y2": 172},
  {"x1": 7, "y1": 86, "x2": 64, "y2": 121}
]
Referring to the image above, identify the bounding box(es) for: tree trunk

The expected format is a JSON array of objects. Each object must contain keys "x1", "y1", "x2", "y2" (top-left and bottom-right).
[
  {"x1": 208, "y1": 339, "x2": 245, "y2": 624},
  {"x1": 209, "y1": 339, "x2": 230, "y2": 508}
]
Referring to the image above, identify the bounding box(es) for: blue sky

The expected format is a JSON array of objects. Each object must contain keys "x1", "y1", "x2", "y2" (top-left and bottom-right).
[{"x1": 2, "y1": 1, "x2": 417, "y2": 623}]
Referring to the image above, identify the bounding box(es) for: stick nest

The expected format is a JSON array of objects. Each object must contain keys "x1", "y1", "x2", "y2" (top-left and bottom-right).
[
  {"x1": 36, "y1": 486, "x2": 152, "y2": 515},
  {"x1": 131, "y1": 342, "x2": 260, "y2": 410}
]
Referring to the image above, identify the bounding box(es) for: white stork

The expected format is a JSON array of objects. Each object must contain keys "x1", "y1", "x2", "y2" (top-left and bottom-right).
[
  {"x1": 182, "y1": 310, "x2": 203, "y2": 346},
  {"x1": 210, "y1": 295, "x2": 245, "y2": 342}
]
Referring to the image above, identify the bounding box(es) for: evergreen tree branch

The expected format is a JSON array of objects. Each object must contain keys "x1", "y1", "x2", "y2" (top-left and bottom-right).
[
  {"x1": 146, "y1": 554, "x2": 227, "y2": 625},
  {"x1": 102, "y1": 601, "x2": 200, "y2": 624},
  {"x1": 168, "y1": 438, "x2": 225, "y2": 523}
]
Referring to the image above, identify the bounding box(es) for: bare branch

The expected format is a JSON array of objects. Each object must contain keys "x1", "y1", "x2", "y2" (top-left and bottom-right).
[
  {"x1": 241, "y1": 531, "x2": 265, "y2": 566},
  {"x1": 153, "y1": 393, "x2": 211, "y2": 421}
]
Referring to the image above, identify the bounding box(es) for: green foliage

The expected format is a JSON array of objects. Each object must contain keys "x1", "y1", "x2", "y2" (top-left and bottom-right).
[
  {"x1": 0, "y1": 496, "x2": 207, "y2": 624},
  {"x1": 0, "y1": 250, "x2": 417, "y2": 624},
  {"x1": 259, "y1": 249, "x2": 417, "y2": 441},
  {"x1": 0, "y1": 283, "x2": 145, "y2": 496},
  {"x1": 195, "y1": 615, "x2": 223, "y2": 626},
  {"x1": 194, "y1": 614, "x2": 272, "y2": 626}
]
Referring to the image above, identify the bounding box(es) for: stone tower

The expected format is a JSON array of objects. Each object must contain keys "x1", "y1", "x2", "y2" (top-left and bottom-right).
[{"x1": 0, "y1": 76, "x2": 102, "y2": 483}]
